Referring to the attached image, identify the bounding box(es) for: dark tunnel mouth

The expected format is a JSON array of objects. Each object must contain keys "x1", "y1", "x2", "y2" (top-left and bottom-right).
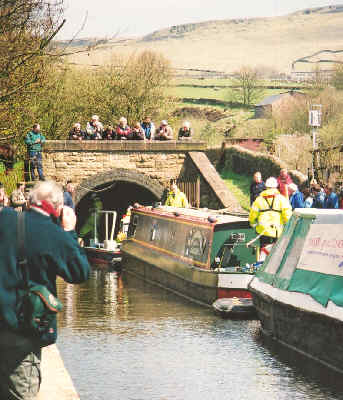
[{"x1": 76, "y1": 180, "x2": 159, "y2": 240}]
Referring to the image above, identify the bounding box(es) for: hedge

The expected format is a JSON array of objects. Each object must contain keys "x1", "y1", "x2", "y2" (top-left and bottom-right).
[{"x1": 220, "y1": 145, "x2": 307, "y2": 186}]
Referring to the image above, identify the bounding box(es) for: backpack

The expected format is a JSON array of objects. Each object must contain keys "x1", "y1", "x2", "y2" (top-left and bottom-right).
[{"x1": 17, "y1": 212, "x2": 62, "y2": 346}]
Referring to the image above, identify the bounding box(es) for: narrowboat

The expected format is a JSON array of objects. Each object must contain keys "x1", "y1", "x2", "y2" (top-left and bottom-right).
[
  {"x1": 121, "y1": 205, "x2": 261, "y2": 313},
  {"x1": 250, "y1": 208, "x2": 343, "y2": 374},
  {"x1": 84, "y1": 210, "x2": 122, "y2": 271}
]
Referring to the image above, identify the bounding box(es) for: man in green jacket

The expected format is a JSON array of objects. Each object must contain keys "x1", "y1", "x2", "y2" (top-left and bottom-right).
[
  {"x1": 0, "y1": 181, "x2": 90, "y2": 399},
  {"x1": 24, "y1": 123, "x2": 46, "y2": 181}
]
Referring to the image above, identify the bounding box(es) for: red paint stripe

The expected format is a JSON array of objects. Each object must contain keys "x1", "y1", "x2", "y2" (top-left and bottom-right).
[{"x1": 217, "y1": 289, "x2": 252, "y2": 299}]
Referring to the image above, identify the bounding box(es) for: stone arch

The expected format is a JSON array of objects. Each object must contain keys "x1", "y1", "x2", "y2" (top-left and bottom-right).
[{"x1": 74, "y1": 168, "x2": 165, "y2": 205}]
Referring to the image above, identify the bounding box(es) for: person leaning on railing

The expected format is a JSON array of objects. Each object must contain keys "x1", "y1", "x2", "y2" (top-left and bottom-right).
[
  {"x1": 155, "y1": 120, "x2": 173, "y2": 141},
  {"x1": 178, "y1": 121, "x2": 193, "y2": 140},
  {"x1": 68, "y1": 123, "x2": 87, "y2": 140}
]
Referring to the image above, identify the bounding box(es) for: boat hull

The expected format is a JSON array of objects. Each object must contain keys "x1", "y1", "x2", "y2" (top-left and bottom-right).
[
  {"x1": 85, "y1": 247, "x2": 122, "y2": 271},
  {"x1": 122, "y1": 239, "x2": 253, "y2": 307},
  {"x1": 250, "y1": 282, "x2": 343, "y2": 374}
]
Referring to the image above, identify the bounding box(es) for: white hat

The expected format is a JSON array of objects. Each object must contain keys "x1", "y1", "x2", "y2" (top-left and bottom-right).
[
  {"x1": 265, "y1": 177, "x2": 278, "y2": 188},
  {"x1": 161, "y1": 120, "x2": 168, "y2": 125},
  {"x1": 183, "y1": 121, "x2": 190, "y2": 128},
  {"x1": 288, "y1": 183, "x2": 298, "y2": 192},
  {"x1": 91, "y1": 115, "x2": 99, "y2": 121}
]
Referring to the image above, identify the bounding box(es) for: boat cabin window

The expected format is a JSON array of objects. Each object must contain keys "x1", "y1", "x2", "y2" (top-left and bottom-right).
[
  {"x1": 263, "y1": 217, "x2": 298, "y2": 276},
  {"x1": 128, "y1": 215, "x2": 139, "y2": 238},
  {"x1": 275, "y1": 217, "x2": 312, "y2": 283}
]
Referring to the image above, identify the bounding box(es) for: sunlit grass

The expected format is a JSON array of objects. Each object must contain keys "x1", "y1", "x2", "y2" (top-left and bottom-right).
[
  {"x1": 221, "y1": 170, "x2": 251, "y2": 211},
  {"x1": 0, "y1": 161, "x2": 24, "y2": 195}
]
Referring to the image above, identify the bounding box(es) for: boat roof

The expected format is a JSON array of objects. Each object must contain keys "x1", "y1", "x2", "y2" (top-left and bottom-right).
[{"x1": 134, "y1": 205, "x2": 249, "y2": 226}]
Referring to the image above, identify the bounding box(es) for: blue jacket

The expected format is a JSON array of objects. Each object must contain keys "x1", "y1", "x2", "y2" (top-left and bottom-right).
[
  {"x1": 325, "y1": 192, "x2": 339, "y2": 209},
  {"x1": 250, "y1": 181, "x2": 266, "y2": 205},
  {"x1": 290, "y1": 191, "x2": 304, "y2": 209},
  {"x1": 141, "y1": 122, "x2": 155, "y2": 140},
  {"x1": 0, "y1": 208, "x2": 90, "y2": 341},
  {"x1": 63, "y1": 191, "x2": 75, "y2": 210},
  {"x1": 313, "y1": 191, "x2": 326, "y2": 208}
]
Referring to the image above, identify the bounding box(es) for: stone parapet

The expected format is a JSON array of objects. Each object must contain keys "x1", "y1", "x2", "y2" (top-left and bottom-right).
[{"x1": 44, "y1": 140, "x2": 207, "y2": 152}]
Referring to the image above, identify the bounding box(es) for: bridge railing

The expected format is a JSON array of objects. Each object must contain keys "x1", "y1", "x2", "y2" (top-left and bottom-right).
[{"x1": 43, "y1": 140, "x2": 207, "y2": 152}]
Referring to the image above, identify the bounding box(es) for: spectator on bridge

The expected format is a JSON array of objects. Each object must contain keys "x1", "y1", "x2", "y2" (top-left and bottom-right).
[
  {"x1": 86, "y1": 115, "x2": 104, "y2": 140},
  {"x1": 102, "y1": 126, "x2": 116, "y2": 140},
  {"x1": 25, "y1": 123, "x2": 46, "y2": 181},
  {"x1": 289, "y1": 183, "x2": 304, "y2": 210},
  {"x1": 10, "y1": 181, "x2": 27, "y2": 212},
  {"x1": 155, "y1": 120, "x2": 173, "y2": 141},
  {"x1": 324, "y1": 184, "x2": 339, "y2": 209},
  {"x1": 277, "y1": 168, "x2": 293, "y2": 198},
  {"x1": 68, "y1": 123, "x2": 87, "y2": 140},
  {"x1": 129, "y1": 122, "x2": 145, "y2": 140},
  {"x1": 178, "y1": 121, "x2": 193, "y2": 140},
  {"x1": 116, "y1": 117, "x2": 131, "y2": 140},
  {"x1": 141, "y1": 116, "x2": 155, "y2": 140},
  {"x1": 63, "y1": 180, "x2": 75, "y2": 210},
  {"x1": 250, "y1": 171, "x2": 265, "y2": 205}
]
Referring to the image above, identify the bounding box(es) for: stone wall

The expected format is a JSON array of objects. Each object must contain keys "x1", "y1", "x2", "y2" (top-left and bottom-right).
[{"x1": 42, "y1": 141, "x2": 235, "y2": 209}]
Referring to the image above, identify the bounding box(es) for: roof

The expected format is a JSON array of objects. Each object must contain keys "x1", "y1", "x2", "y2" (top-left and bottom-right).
[
  {"x1": 256, "y1": 91, "x2": 305, "y2": 107},
  {"x1": 135, "y1": 205, "x2": 248, "y2": 225}
]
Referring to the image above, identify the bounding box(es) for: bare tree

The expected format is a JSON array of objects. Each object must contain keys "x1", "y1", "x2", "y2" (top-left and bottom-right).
[{"x1": 234, "y1": 66, "x2": 263, "y2": 106}]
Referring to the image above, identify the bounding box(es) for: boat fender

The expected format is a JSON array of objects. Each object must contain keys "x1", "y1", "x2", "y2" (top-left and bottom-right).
[{"x1": 208, "y1": 216, "x2": 217, "y2": 223}]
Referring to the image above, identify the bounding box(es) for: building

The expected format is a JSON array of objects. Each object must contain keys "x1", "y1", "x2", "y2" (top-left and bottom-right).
[{"x1": 254, "y1": 91, "x2": 306, "y2": 119}]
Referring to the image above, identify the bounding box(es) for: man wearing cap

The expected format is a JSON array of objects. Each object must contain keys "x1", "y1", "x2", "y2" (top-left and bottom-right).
[
  {"x1": 178, "y1": 121, "x2": 193, "y2": 140},
  {"x1": 86, "y1": 115, "x2": 104, "y2": 140},
  {"x1": 249, "y1": 177, "x2": 292, "y2": 253},
  {"x1": 24, "y1": 123, "x2": 46, "y2": 181},
  {"x1": 155, "y1": 120, "x2": 173, "y2": 140}
]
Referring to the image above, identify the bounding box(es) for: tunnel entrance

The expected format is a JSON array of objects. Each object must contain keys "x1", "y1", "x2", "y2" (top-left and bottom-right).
[{"x1": 76, "y1": 180, "x2": 160, "y2": 243}]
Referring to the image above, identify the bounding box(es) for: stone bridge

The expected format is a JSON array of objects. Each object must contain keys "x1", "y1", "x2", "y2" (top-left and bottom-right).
[{"x1": 42, "y1": 141, "x2": 241, "y2": 212}]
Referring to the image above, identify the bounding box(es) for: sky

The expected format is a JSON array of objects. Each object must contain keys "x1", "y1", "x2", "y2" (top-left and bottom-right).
[{"x1": 58, "y1": 0, "x2": 337, "y2": 40}]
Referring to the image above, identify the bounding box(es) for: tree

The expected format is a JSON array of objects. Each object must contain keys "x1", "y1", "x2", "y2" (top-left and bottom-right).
[
  {"x1": 331, "y1": 63, "x2": 343, "y2": 90},
  {"x1": 0, "y1": 0, "x2": 65, "y2": 133},
  {"x1": 101, "y1": 51, "x2": 173, "y2": 124},
  {"x1": 233, "y1": 66, "x2": 264, "y2": 106}
]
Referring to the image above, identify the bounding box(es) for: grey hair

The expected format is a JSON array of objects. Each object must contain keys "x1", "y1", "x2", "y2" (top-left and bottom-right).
[{"x1": 29, "y1": 181, "x2": 63, "y2": 208}]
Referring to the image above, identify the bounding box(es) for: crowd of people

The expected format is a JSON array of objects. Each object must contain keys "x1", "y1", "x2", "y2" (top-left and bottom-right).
[
  {"x1": 250, "y1": 168, "x2": 341, "y2": 211},
  {"x1": 68, "y1": 115, "x2": 193, "y2": 141},
  {"x1": 249, "y1": 168, "x2": 342, "y2": 260}
]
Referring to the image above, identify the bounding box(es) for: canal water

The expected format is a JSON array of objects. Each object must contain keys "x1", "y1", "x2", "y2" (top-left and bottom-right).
[{"x1": 57, "y1": 269, "x2": 343, "y2": 400}]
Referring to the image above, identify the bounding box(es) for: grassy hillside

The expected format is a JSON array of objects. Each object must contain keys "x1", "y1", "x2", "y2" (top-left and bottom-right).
[{"x1": 68, "y1": 6, "x2": 343, "y2": 73}]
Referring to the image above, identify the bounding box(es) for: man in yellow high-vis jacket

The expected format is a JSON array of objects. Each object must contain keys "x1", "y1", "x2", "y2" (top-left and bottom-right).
[{"x1": 249, "y1": 177, "x2": 292, "y2": 250}]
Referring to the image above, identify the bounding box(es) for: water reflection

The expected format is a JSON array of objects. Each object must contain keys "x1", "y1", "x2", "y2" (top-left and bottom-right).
[{"x1": 56, "y1": 269, "x2": 343, "y2": 400}]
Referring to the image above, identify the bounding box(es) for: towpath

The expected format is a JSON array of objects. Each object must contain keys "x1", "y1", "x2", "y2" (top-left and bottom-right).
[{"x1": 37, "y1": 344, "x2": 80, "y2": 400}]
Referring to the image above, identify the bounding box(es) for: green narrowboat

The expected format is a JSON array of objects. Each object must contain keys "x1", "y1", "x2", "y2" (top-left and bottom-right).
[{"x1": 121, "y1": 205, "x2": 260, "y2": 310}]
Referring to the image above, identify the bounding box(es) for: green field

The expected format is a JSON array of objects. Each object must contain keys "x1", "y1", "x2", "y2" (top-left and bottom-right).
[{"x1": 221, "y1": 170, "x2": 251, "y2": 211}]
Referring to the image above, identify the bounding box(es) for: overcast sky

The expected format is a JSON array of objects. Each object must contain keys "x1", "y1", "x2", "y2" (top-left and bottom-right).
[{"x1": 58, "y1": 0, "x2": 337, "y2": 39}]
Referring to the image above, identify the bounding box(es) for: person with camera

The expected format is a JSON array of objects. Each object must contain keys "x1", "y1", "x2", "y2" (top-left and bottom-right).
[
  {"x1": 25, "y1": 123, "x2": 46, "y2": 181},
  {"x1": 0, "y1": 181, "x2": 90, "y2": 400}
]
